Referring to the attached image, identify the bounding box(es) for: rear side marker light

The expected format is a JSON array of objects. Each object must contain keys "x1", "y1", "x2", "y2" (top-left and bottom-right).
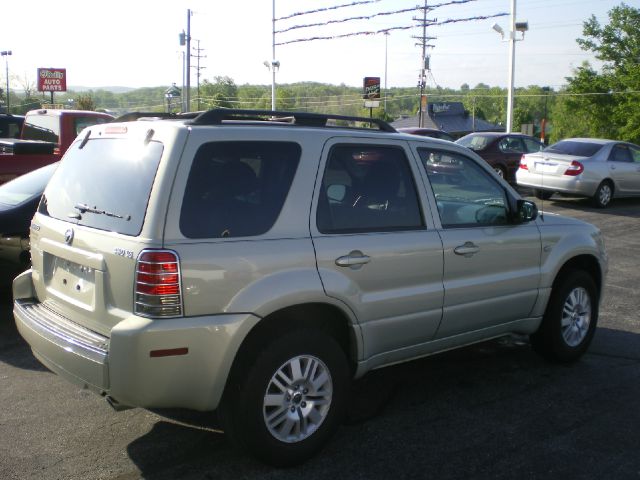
[
  {"x1": 135, "y1": 250, "x2": 183, "y2": 318},
  {"x1": 564, "y1": 160, "x2": 584, "y2": 176},
  {"x1": 150, "y1": 348, "x2": 189, "y2": 358}
]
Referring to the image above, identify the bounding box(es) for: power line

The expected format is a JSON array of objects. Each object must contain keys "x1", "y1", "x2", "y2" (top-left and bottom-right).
[
  {"x1": 276, "y1": 0, "x2": 382, "y2": 21},
  {"x1": 276, "y1": 13, "x2": 508, "y2": 45}
]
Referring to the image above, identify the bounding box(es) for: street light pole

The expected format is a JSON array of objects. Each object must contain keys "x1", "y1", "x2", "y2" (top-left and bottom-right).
[
  {"x1": 1, "y1": 51, "x2": 11, "y2": 112},
  {"x1": 271, "y1": 0, "x2": 277, "y2": 111},
  {"x1": 384, "y1": 31, "x2": 389, "y2": 112},
  {"x1": 492, "y1": 1, "x2": 527, "y2": 134},
  {"x1": 506, "y1": 0, "x2": 516, "y2": 133}
]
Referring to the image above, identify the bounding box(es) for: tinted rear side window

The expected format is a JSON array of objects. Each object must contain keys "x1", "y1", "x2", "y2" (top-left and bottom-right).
[
  {"x1": 180, "y1": 141, "x2": 300, "y2": 238},
  {"x1": 544, "y1": 141, "x2": 603, "y2": 157},
  {"x1": 39, "y1": 139, "x2": 163, "y2": 236}
]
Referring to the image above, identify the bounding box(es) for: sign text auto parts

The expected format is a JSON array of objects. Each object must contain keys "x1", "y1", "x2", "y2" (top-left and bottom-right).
[{"x1": 37, "y1": 68, "x2": 67, "y2": 92}]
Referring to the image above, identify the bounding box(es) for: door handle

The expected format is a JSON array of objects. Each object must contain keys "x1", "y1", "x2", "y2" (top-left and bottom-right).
[
  {"x1": 454, "y1": 242, "x2": 480, "y2": 257},
  {"x1": 335, "y1": 251, "x2": 371, "y2": 268}
]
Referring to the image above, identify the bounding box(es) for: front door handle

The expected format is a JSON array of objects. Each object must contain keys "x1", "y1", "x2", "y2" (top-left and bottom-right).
[
  {"x1": 454, "y1": 242, "x2": 480, "y2": 257},
  {"x1": 335, "y1": 251, "x2": 371, "y2": 268}
]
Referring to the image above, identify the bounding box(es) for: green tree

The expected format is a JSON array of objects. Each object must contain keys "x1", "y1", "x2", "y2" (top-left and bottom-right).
[
  {"x1": 552, "y1": 3, "x2": 640, "y2": 143},
  {"x1": 200, "y1": 76, "x2": 238, "y2": 108},
  {"x1": 76, "y1": 93, "x2": 97, "y2": 111}
]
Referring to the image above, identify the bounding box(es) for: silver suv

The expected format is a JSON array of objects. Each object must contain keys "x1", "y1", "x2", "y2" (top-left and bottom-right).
[{"x1": 14, "y1": 110, "x2": 607, "y2": 466}]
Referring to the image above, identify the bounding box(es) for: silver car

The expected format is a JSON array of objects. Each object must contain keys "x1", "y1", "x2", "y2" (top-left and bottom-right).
[{"x1": 516, "y1": 138, "x2": 640, "y2": 208}]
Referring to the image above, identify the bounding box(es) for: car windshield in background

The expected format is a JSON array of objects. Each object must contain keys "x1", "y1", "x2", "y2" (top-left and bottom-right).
[
  {"x1": 39, "y1": 139, "x2": 163, "y2": 236},
  {"x1": 0, "y1": 162, "x2": 58, "y2": 207},
  {"x1": 456, "y1": 135, "x2": 491, "y2": 151},
  {"x1": 544, "y1": 141, "x2": 604, "y2": 157}
]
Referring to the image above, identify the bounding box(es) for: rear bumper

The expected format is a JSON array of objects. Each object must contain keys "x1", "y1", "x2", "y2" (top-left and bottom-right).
[
  {"x1": 516, "y1": 170, "x2": 598, "y2": 197},
  {"x1": 13, "y1": 270, "x2": 259, "y2": 411}
]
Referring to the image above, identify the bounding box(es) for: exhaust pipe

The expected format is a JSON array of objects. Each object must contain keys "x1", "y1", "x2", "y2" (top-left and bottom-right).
[{"x1": 106, "y1": 396, "x2": 133, "y2": 412}]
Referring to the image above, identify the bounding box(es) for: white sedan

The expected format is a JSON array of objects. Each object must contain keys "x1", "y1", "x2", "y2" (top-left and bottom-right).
[{"x1": 516, "y1": 138, "x2": 640, "y2": 208}]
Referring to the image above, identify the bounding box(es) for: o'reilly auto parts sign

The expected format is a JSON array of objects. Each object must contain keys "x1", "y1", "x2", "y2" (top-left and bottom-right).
[{"x1": 37, "y1": 68, "x2": 67, "y2": 92}]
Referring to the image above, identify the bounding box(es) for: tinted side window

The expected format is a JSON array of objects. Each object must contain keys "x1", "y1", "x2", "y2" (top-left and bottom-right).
[
  {"x1": 608, "y1": 145, "x2": 632, "y2": 163},
  {"x1": 74, "y1": 117, "x2": 110, "y2": 136},
  {"x1": 418, "y1": 148, "x2": 509, "y2": 228},
  {"x1": 498, "y1": 137, "x2": 525, "y2": 153},
  {"x1": 317, "y1": 145, "x2": 423, "y2": 233},
  {"x1": 630, "y1": 146, "x2": 640, "y2": 163},
  {"x1": 180, "y1": 141, "x2": 300, "y2": 238}
]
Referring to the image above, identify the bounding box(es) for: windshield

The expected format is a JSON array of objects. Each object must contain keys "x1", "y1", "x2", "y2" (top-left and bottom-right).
[
  {"x1": 0, "y1": 162, "x2": 58, "y2": 207},
  {"x1": 39, "y1": 138, "x2": 164, "y2": 236},
  {"x1": 456, "y1": 135, "x2": 492, "y2": 151},
  {"x1": 544, "y1": 140, "x2": 604, "y2": 157}
]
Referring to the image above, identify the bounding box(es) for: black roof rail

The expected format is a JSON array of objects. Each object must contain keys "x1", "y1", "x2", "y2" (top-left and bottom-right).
[
  {"x1": 188, "y1": 109, "x2": 396, "y2": 133},
  {"x1": 112, "y1": 111, "x2": 201, "y2": 122}
]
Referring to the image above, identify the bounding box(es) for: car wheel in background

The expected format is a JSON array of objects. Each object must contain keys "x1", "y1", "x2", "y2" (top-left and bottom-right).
[
  {"x1": 534, "y1": 189, "x2": 554, "y2": 200},
  {"x1": 530, "y1": 270, "x2": 598, "y2": 363},
  {"x1": 592, "y1": 181, "x2": 613, "y2": 208}
]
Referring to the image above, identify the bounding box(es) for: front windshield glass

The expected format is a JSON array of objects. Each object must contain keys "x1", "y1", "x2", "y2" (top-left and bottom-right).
[
  {"x1": 39, "y1": 138, "x2": 163, "y2": 236},
  {"x1": 0, "y1": 162, "x2": 58, "y2": 207}
]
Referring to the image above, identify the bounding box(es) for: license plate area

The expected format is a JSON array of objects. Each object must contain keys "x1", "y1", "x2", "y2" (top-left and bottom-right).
[
  {"x1": 45, "y1": 254, "x2": 96, "y2": 308},
  {"x1": 534, "y1": 162, "x2": 559, "y2": 174}
]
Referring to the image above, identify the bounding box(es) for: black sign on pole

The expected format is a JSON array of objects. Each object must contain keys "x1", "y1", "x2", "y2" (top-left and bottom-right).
[{"x1": 363, "y1": 77, "x2": 381, "y2": 100}]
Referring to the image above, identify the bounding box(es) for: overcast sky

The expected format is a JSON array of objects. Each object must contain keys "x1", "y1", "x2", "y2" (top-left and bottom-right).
[{"x1": 3, "y1": 0, "x2": 624, "y2": 93}]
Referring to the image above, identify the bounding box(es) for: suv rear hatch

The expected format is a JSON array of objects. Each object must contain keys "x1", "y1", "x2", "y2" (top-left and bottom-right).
[{"x1": 27, "y1": 123, "x2": 184, "y2": 336}]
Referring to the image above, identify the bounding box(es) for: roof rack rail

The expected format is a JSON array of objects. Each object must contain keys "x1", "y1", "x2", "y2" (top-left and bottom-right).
[
  {"x1": 112, "y1": 111, "x2": 201, "y2": 122},
  {"x1": 188, "y1": 109, "x2": 396, "y2": 132}
]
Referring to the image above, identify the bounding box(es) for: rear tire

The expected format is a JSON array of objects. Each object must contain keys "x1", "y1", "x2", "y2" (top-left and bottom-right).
[
  {"x1": 493, "y1": 165, "x2": 506, "y2": 179},
  {"x1": 534, "y1": 189, "x2": 554, "y2": 200},
  {"x1": 530, "y1": 270, "x2": 598, "y2": 362},
  {"x1": 221, "y1": 329, "x2": 350, "y2": 467},
  {"x1": 592, "y1": 181, "x2": 613, "y2": 208}
]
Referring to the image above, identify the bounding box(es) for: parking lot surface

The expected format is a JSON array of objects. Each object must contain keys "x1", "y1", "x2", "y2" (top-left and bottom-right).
[{"x1": 1, "y1": 194, "x2": 639, "y2": 480}]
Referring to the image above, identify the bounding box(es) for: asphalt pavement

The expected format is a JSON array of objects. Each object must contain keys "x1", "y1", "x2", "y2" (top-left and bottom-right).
[{"x1": 1, "y1": 193, "x2": 639, "y2": 480}]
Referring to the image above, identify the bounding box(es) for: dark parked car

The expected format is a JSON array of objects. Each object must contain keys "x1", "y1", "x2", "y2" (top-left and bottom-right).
[
  {"x1": 456, "y1": 132, "x2": 544, "y2": 182},
  {"x1": 0, "y1": 113, "x2": 24, "y2": 138},
  {"x1": 0, "y1": 162, "x2": 57, "y2": 285},
  {"x1": 398, "y1": 127, "x2": 454, "y2": 142}
]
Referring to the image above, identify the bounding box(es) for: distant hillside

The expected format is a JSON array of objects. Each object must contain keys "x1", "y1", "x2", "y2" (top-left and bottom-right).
[{"x1": 68, "y1": 86, "x2": 137, "y2": 94}]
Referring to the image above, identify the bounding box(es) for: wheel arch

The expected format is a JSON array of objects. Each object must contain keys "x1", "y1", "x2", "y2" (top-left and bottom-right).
[
  {"x1": 223, "y1": 302, "x2": 359, "y2": 393},
  {"x1": 553, "y1": 254, "x2": 603, "y2": 298}
]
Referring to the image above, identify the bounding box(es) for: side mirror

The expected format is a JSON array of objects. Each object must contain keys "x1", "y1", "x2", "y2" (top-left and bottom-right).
[{"x1": 515, "y1": 199, "x2": 538, "y2": 222}]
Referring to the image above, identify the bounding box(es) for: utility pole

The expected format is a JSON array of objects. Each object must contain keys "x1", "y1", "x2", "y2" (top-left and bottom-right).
[
  {"x1": 186, "y1": 9, "x2": 192, "y2": 112},
  {"x1": 413, "y1": 0, "x2": 435, "y2": 128},
  {"x1": 192, "y1": 40, "x2": 207, "y2": 111}
]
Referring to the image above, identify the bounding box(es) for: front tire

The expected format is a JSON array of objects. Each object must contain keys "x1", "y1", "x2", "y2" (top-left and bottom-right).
[
  {"x1": 531, "y1": 270, "x2": 598, "y2": 362},
  {"x1": 222, "y1": 329, "x2": 350, "y2": 467}
]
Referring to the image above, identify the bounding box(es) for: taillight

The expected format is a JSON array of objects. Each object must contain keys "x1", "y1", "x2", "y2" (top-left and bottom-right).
[
  {"x1": 563, "y1": 160, "x2": 584, "y2": 176},
  {"x1": 519, "y1": 155, "x2": 528, "y2": 170},
  {"x1": 135, "y1": 250, "x2": 182, "y2": 318}
]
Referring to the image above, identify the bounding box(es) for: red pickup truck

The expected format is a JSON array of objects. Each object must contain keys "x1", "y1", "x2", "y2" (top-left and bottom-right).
[{"x1": 0, "y1": 109, "x2": 113, "y2": 185}]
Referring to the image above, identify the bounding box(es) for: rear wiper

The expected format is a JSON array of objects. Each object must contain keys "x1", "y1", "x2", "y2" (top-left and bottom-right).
[{"x1": 74, "y1": 203, "x2": 130, "y2": 220}]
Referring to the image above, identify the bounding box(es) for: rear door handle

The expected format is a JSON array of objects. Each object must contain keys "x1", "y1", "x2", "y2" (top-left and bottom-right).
[
  {"x1": 335, "y1": 251, "x2": 371, "y2": 268},
  {"x1": 454, "y1": 242, "x2": 480, "y2": 257}
]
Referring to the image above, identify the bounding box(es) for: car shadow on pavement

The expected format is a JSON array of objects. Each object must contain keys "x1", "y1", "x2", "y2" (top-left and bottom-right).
[{"x1": 123, "y1": 329, "x2": 640, "y2": 479}]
